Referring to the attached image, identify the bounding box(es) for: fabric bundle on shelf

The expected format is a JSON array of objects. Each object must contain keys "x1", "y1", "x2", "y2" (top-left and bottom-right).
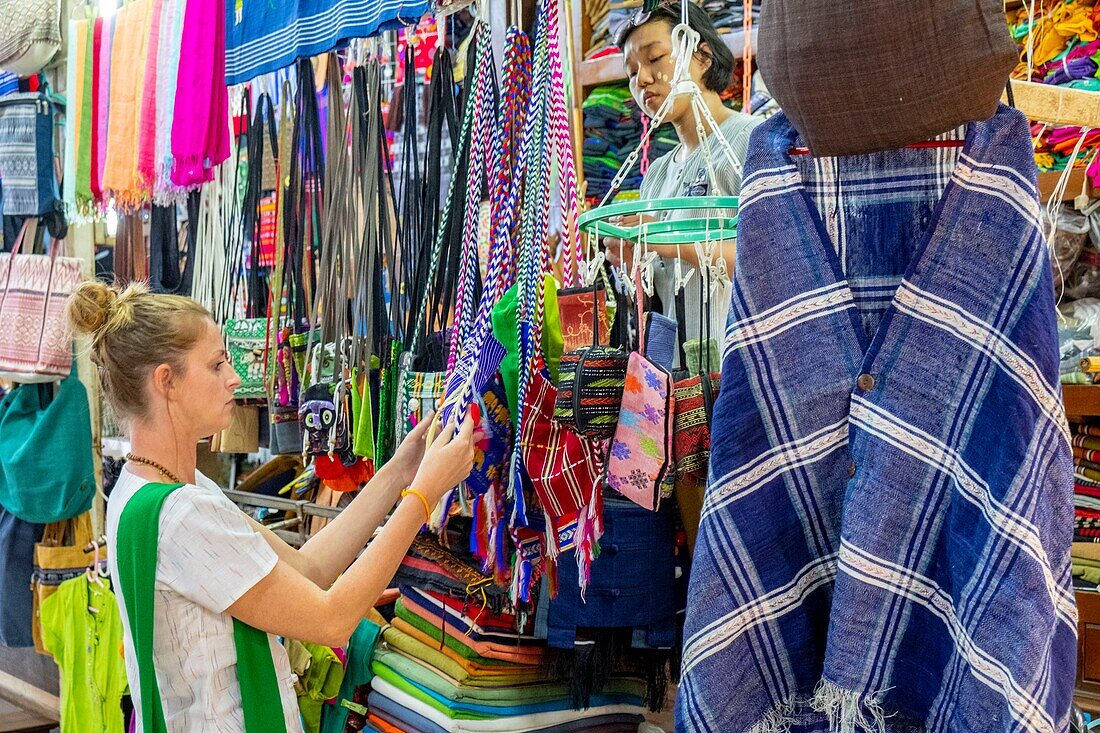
[
  {"x1": 581, "y1": 84, "x2": 676, "y2": 203},
  {"x1": 1008, "y1": 0, "x2": 1100, "y2": 89},
  {"x1": 366, "y1": 527, "x2": 653, "y2": 733},
  {"x1": 584, "y1": 0, "x2": 640, "y2": 61},
  {"x1": 365, "y1": 582, "x2": 650, "y2": 733},
  {"x1": 1072, "y1": 422, "x2": 1100, "y2": 588},
  {"x1": 701, "y1": 0, "x2": 758, "y2": 34},
  {"x1": 1032, "y1": 123, "x2": 1100, "y2": 185}
]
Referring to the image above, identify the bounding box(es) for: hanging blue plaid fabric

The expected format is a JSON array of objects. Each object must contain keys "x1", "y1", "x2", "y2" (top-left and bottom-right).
[
  {"x1": 223, "y1": 0, "x2": 429, "y2": 85},
  {"x1": 678, "y1": 105, "x2": 1076, "y2": 732}
]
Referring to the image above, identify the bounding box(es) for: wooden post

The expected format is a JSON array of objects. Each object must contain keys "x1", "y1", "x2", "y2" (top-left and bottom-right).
[{"x1": 69, "y1": 222, "x2": 105, "y2": 537}]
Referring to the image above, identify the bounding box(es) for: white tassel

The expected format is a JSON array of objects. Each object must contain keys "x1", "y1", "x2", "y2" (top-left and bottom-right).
[
  {"x1": 747, "y1": 699, "x2": 796, "y2": 733},
  {"x1": 810, "y1": 679, "x2": 888, "y2": 733}
]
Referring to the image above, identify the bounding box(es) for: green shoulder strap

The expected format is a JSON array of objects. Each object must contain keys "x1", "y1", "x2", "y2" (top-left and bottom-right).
[{"x1": 115, "y1": 482, "x2": 289, "y2": 733}]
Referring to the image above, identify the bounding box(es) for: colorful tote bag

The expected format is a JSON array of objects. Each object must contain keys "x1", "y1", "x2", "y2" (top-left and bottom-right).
[
  {"x1": 0, "y1": 221, "x2": 81, "y2": 382},
  {"x1": 520, "y1": 367, "x2": 603, "y2": 552},
  {"x1": 671, "y1": 282, "x2": 721, "y2": 541},
  {"x1": 554, "y1": 282, "x2": 628, "y2": 440},
  {"x1": 556, "y1": 284, "x2": 609, "y2": 352},
  {"x1": 0, "y1": 93, "x2": 63, "y2": 217},
  {"x1": 224, "y1": 318, "x2": 269, "y2": 399},
  {"x1": 672, "y1": 372, "x2": 719, "y2": 550},
  {"x1": 606, "y1": 352, "x2": 673, "y2": 511},
  {"x1": 605, "y1": 273, "x2": 673, "y2": 511}
]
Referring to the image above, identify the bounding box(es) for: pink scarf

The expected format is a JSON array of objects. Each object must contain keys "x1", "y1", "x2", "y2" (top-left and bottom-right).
[
  {"x1": 136, "y1": 0, "x2": 163, "y2": 187},
  {"x1": 171, "y1": 0, "x2": 229, "y2": 187},
  {"x1": 97, "y1": 15, "x2": 113, "y2": 197}
]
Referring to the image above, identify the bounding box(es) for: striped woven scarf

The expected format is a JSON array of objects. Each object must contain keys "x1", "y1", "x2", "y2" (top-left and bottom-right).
[{"x1": 679, "y1": 105, "x2": 1075, "y2": 732}]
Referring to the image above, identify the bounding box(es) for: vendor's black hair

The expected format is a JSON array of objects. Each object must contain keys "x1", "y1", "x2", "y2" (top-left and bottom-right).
[{"x1": 615, "y1": 2, "x2": 734, "y2": 94}]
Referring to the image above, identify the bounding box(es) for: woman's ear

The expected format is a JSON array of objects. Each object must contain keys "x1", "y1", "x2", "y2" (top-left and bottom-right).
[{"x1": 151, "y1": 363, "x2": 174, "y2": 398}]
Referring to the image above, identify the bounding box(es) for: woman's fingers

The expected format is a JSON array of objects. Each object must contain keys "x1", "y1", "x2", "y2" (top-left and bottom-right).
[{"x1": 408, "y1": 410, "x2": 435, "y2": 441}]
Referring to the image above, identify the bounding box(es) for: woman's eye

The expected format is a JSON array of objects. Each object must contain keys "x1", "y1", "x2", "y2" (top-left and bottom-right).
[{"x1": 650, "y1": 55, "x2": 664, "y2": 64}]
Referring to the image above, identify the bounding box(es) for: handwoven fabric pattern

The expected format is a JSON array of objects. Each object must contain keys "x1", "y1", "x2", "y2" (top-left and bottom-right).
[
  {"x1": 224, "y1": 0, "x2": 430, "y2": 85},
  {"x1": 678, "y1": 106, "x2": 1076, "y2": 732}
]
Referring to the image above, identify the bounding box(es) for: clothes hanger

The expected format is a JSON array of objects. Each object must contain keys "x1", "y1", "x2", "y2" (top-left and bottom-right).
[{"x1": 84, "y1": 540, "x2": 107, "y2": 590}]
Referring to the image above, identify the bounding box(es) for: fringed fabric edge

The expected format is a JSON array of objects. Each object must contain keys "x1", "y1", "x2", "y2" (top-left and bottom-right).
[{"x1": 745, "y1": 680, "x2": 892, "y2": 733}]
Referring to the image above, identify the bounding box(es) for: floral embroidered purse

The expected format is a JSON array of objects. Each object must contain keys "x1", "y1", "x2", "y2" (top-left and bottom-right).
[{"x1": 605, "y1": 270, "x2": 673, "y2": 511}]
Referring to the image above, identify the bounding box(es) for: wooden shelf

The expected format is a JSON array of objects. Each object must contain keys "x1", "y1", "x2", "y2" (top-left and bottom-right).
[
  {"x1": 1037, "y1": 168, "x2": 1094, "y2": 203},
  {"x1": 1003, "y1": 79, "x2": 1100, "y2": 128},
  {"x1": 578, "y1": 27, "x2": 758, "y2": 89},
  {"x1": 1064, "y1": 384, "x2": 1100, "y2": 418}
]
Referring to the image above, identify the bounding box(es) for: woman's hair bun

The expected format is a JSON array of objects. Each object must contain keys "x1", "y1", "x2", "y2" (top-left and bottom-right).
[
  {"x1": 68, "y1": 280, "x2": 147, "y2": 338},
  {"x1": 67, "y1": 280, "x2": 119, "y2": 336}
]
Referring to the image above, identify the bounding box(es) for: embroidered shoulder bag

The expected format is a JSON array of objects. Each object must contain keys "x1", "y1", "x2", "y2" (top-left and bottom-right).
[
  {"x1": 0, "y1": 219, "x2": 82, "y2": 382},
  {"x1": 671, "y1": 277, "x2": 721, "y2": 551},
  {"x1": 605, "y1": 268, "x2": 673, "y2": 511},
  {"x1": 553, "y1": 280, "x2": 630, "y2": 440}
]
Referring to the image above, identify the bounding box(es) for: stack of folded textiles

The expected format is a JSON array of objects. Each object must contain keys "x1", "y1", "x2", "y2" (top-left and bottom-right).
[
  {"x1": 1072, "y1": 423, "x2": 1100, "y2": 589},
  {"x1": 364, "y1": 537, "x2": 649, "y2": 733},
  {"x1": 583, "y1": 84, "x2": 678, "y2": 204},
  {"x1": 700, "y1": 0, "x2": 759, "y2": 34},
  {"x1": 585, "y1": 0, "x2": 642, "y2": 61}
]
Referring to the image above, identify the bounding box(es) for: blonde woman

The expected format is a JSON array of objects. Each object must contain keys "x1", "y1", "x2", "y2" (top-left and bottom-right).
[{"x1": 68, "y1": 281, "x2": 475, "y2": 733}]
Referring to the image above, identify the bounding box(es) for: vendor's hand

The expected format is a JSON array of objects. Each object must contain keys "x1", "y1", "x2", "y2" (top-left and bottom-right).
[
  {"x1": 602, "y1": 214, "x2": 654, "y2": 268},
  {"x1": 386, "y1": 411, "x2": 435, "y2": 487},
  {"x1": 409, "y1": 409, "x2": 476, "y2": 504}
]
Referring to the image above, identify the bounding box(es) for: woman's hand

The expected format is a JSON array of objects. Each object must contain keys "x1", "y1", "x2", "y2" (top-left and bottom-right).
[
  {"x1": 409, "y1": 410, "x2": 477, "y2": 504},
  {"x1": 386, "y1": 411, "x2": 435, "y2": 487}
]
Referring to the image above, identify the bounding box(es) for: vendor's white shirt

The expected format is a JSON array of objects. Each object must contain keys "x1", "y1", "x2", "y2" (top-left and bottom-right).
[
  {"x1": 106, "y1": 466, "x2": 303, "y2": 733},
  {"x1": 639, "y1": 113, "x2": 762, "y2": 368}
]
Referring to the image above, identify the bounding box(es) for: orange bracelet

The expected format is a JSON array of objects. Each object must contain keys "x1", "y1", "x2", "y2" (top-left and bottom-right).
[{"x1": 401, "y1": 487, "x2": 432, "y2": 525}]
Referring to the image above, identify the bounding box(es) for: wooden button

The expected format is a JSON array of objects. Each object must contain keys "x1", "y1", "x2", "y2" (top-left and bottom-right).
[
  {"x1": 848, "y1": 462, "x2": 856, "y2": 478},
  {"x1": 856, "y1": 373, "x2": 876, "y2": 391}
]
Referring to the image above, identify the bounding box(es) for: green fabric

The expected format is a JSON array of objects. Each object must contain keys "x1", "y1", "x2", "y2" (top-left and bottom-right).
[
  {"x1": 75, "y1": 16, "x2": 95, "y2": 208},
  {"x1": 492, "y1": 284, "x2": 522, "y2": 425},
  {"x1": 381, "y1": 626, "x2": 545, "y2": 688},
  {"x1": 297, "y1": 642, "x2": 344, "y2": 733},
  {"x1": 374, "y1": 648, "x2": 644, "y2": 705},
  {"x1": 542, "y1": 277, "x2": 563, "y2": 384},
  {"x1": 1073, "y1": 562, "x2": 1100, "y2": 584},
  {"x1": 114, "y1": 482, "x2": 288, "y2": 733},
  {"x1": 581, "y1": 84, "x2": 632, "y2": 110},
  {"x1": 320, "y1": 618, "x2": 382, "y2": 733},
  {"x1": 491, "y1": 276, "x2": 564, "y2": 427},
  {"x1": 350, "y1": 370, "x2": 375, "y2": 459},
  {"x1": 684, "y1": 338, "x2": 721, "y2": 375},
  {"x1": 0, "y1": 376, "x2": 95, "y2": 523},
  {"x1": 40, "y1": 576, "x2": 128, "y2": 733},
  {"x1": 393, "y1": 601, "x2": 512, "y2": 666},
  {"x1": 369, "y1": 662, "x2": 494, "y2": 720},
  {"x1": 376, "y1": 649, "x2": 549, "y2": 701},
  {"x1": 374, "y1": 340, "x2": 402, "y2": 467}
]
